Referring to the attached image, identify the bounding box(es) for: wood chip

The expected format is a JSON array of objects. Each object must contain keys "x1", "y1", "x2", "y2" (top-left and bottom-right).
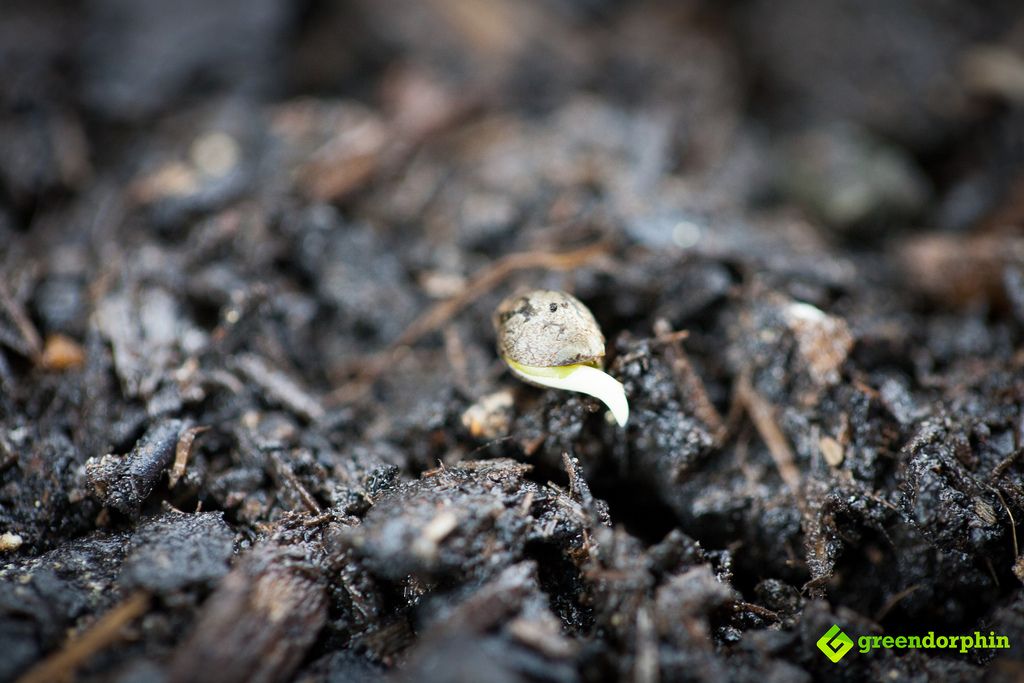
[
  {"x1": 168, "y1": 425, "x2": 209, "y2": 488},
  {"x1": 819, "y1": 436, "x2": 844, "y2": 467},
  {"x1": 40, "y1": 333, "x2": 86, "y2": 371},
  {"x1": 16, "y1": 592, "x2": 150, "y2": 683}
]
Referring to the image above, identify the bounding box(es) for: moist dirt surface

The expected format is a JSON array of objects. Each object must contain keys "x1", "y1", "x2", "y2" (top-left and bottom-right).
[{"x1": 2, "y1": 2, "x2": 1024, "y2": 682}]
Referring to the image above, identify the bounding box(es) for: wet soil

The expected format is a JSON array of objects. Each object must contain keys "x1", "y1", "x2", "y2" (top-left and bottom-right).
[{"x1": 2, "y1": 1, "x2": 1024, "y2": 682}]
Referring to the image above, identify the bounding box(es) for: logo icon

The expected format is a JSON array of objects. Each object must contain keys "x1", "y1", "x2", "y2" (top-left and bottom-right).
[{"x1": 817, "y1": 624, "x2": 854, "y2": 663}]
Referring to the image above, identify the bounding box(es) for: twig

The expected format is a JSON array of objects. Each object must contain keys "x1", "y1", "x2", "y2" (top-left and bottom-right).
[
  {"x1": 397, "y1": 241, "x2": 610, "y2": 349},
  {"x1": 235, "y1": 354, "x2": 325, "y2": 422},
  {"x1": 328, "y1": 241, "x2": 610, "y2": 404},
  {"x1": 732, "y1": 601, "x2": 780, "y2": 622},
  {"x1": 465, "y1": 435, "x2": 515, "y2": 459},
  {"x1": 736, "y1": 372, "x2": 801, "y2": 494},
  {"x1": 651, "y1": 328, "x2": 691, "y2": 346},
  {"x1": 562, "y1": 452, "x2": 583, "y2": 499},
  {"x1": 991, "y1": 448, "x2": 1023, "y2": 481},
  {"x1": 653, "y1": 319, "x2": 725, "y2": 444},
  {"x1": 17, "y1": 592, "x2": 150, "y2": 683},
  {"x1": 873, "y1": 584, "x2": 921, "y2": 622},
  {"x1": 0, "y1": 281, "x2": 42, "y2": 361},
  {"x1": 442, "y1": 326, "x2": 471, "y2": 395},
  {"x1": 169, "y1": 425, "x2": 209, "y2": 488},
  {"x1": 633, "y1": 605, "x2": 659, "y2": 683},
  {"x1": 985, "y1": 556, "x2": 1000, "y2": 588},
  {"x1": 990, "y1": 486, "x2": 1019, "y2": 559},
  {"x1": 268, "y1": 451, "x2": 322, "y2": 515}
]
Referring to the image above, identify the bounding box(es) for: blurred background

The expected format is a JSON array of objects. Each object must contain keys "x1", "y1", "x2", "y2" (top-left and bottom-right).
[
  {"x1": 4, "y1": 0, "x2": 1024, "y2": 244},
  {"x1": 4, "y1": 2, "x2": 1024, "y2": 681}
]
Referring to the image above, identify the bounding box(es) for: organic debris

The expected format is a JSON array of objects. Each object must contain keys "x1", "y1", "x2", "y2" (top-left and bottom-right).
[{"x1": 2, "y1": 1, "x2": 1024, "y2": 681}]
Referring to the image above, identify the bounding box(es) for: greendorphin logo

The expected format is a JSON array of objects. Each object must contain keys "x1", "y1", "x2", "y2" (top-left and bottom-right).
[
  {"x1": 817, "y1": 624, "x2": 1011, "y2": 663},
  {"x1": 817, "y1": 624, "x2": 854, "y2": 662}
]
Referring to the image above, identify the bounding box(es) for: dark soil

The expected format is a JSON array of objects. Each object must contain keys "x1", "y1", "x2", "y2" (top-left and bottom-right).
[{"x1": 2, "y1": 1, "x2": 1024, "y2": 682}]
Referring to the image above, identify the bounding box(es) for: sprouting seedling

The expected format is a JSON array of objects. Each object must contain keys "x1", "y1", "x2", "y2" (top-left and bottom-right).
[{"x1": 493, "y1": 289, "x2": 629, "y2": 427}]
